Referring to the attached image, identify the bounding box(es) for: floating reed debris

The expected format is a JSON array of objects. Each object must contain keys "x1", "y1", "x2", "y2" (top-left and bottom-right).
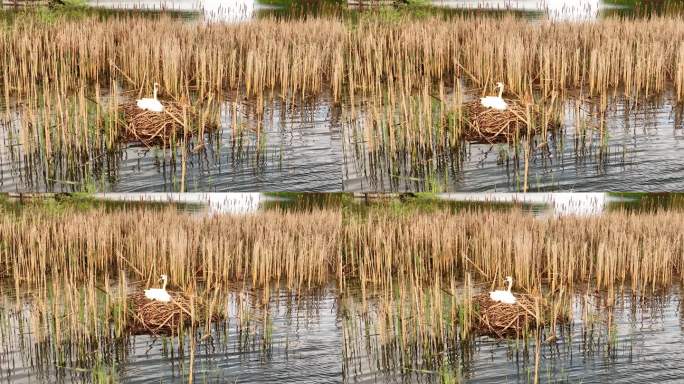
[{"x1": 472, "y1": 293, "x2": 545, "y2": 337}]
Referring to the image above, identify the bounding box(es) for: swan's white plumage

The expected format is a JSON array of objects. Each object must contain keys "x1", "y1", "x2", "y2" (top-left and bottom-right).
[
  {"x1": 480, "y1": 96, "x2": 508, "y2": 110},
  {"x1": 480, "y1": 82, "x2": 508, "y2": 111},
  {"x1": 489, "y1": 276, "x2": 517, "y2": 304},
  {"x1": 489, "y1": 289, "x2": 516, "y2": 304},
  {"x1": 144, "y1": 274, "x2": 171, "y2": 302},
  {"x1": 137, "y1": 98, "x2": 164, "y2": 113},
  {"x1": 137, "y1": 83, "x2": 165, "y2": 113}
]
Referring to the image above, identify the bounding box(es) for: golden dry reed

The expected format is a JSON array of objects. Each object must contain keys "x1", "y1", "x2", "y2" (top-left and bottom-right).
[
  {"x1": 0, "y1": 208, "x2": 341, "y2": 291},
  {"x1": 341, "y1": 209, "x2": 684, "y2": 295},
  {"x1": 1, "y1": 206, "x2": 683, "y2": 294},
  {"x1": 1, "y1": 14, "x2": 684, "y2": 105},
  {"x1": 0, "y1": 204, "x2": 680, "y2": 376}
]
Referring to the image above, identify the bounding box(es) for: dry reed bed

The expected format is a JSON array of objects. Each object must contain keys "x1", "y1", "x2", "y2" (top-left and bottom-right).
[
  {"x1": 3, "y1": 15, "x2": 683, "y2": 157},
  {"x1": 0, "y1": 206, "x2": 680, "y2": 363},
  {"x1": 1, "y1": 207, "x2": 683, "y2": 294},
  {"x1": 0, "y1": 208, "x2": 341, "y2": 291},
  {"x1": 1, "y1": 15, "x2": 683, "y2": 105},
  {"x1": 3, "y1": 207, "x2": 681, "y2": 377},
  {"x1": 341, "y1": 210, "x2": 684, "y2": 294}
]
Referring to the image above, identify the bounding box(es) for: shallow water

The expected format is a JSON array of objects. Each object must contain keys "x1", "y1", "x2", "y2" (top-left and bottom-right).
[
  {"x1": 465, "y1": 291, "x2": 684, "y2": 383},
  {"x1": 0, "y1": 96, "x2": 344, "y2": 192},
  {"x1": 2, "y1": 280, "x2": 684, "y2": 383},
  {"x1": 344, "y1": 95, "x2": 684, "y2": 192},
  {"x1": 0, "y1": 90, "x2": 684, "y2": 192},
  {"x1": 343, "y1": 286, "x2": 684, "y2": 383},
  {"x1": 0, "y1": 285, "x2": 343, "y2": 383},
  {"x1": 2, "y1": 91, "x2": 682, "y2": 192}
]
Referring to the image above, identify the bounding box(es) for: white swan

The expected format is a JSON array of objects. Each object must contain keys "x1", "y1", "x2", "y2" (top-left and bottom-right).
[
  {"x1": 144, "y1": 274, "x2": 172, "y2": 303},
  {"x1": 480, "y1": 82, "x2": 508, "y2": 111},
  {"x1": 136, "y1": 82, "x2": 165, "y2": 113},
  {"x1": 489, "y1": 276, "x2": 517, "y2": 304}
]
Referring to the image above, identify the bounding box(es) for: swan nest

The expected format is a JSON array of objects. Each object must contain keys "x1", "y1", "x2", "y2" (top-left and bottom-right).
[
  {"x1": 473, "y1": 292, "x2": 549, "y2": 338},
  {"x1": 119, "y1": 100, "x2": 211, "y2": 147},
  {"x1": 126, "y1": 291, "x2": 221, "y2": 335},
  {"x1": 463, "y1": 100, "x2": 558, "y2": 143}
]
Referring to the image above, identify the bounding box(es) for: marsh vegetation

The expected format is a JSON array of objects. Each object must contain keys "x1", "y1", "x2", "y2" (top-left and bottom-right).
[
  {"x1": 1, "y1": 195, "x2": 684, "y2": 382},
  {"x1": 0, "y1": 8, "x2": 683, "y2": 191}
]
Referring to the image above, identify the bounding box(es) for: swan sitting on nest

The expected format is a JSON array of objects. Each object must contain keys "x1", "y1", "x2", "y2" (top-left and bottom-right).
[
  {"x1": 480, "y1": 82, "x2": 508, "y2": 111},
  {"x1": 144, "y1": 274, "x2": 172, "y2": 302},
  {"x1": 137, "y1": 83, "x2": 165, "y2": 113},
  {"x1": 489, "y1": 276, "x2": 517, "y2": 304}
]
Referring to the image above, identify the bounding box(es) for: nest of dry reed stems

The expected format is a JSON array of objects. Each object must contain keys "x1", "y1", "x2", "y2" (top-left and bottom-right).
[
  {"x1": 126, "y1": 291, "x2": 219, "y2": 335},
  {"x1": 473, "y1": 293, "x2": 546, "y2": 338},
  {"x1": 463, "y1": 100, "x2": 555, "y2": 143},
  {"x1": 119, "y1": 100, "x2": 204, "y2": 147}
]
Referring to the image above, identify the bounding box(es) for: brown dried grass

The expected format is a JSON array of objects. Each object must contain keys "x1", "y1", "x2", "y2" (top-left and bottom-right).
[{"x1": 4, "y1": 15, "x2": 684, "y2": 105}]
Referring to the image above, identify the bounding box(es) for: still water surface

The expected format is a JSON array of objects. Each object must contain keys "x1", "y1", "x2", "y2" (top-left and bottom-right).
[{"x1": 87, "y1": 0, "x2": 633, "y2": 22}]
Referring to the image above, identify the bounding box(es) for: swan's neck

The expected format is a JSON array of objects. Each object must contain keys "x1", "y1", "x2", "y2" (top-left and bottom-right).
[
  {"x1": 162, "y1": 278, "x2": 167, "y2": 291},
  {"x1": 498, "y1": 85, "x2": 504, "y2": 99},
  {"x1": 153, "y1": 86, "x2": 158, "y2": 101},
  {"x1": 506, "y1": 280, "x2": 513, "y2": 292}
]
